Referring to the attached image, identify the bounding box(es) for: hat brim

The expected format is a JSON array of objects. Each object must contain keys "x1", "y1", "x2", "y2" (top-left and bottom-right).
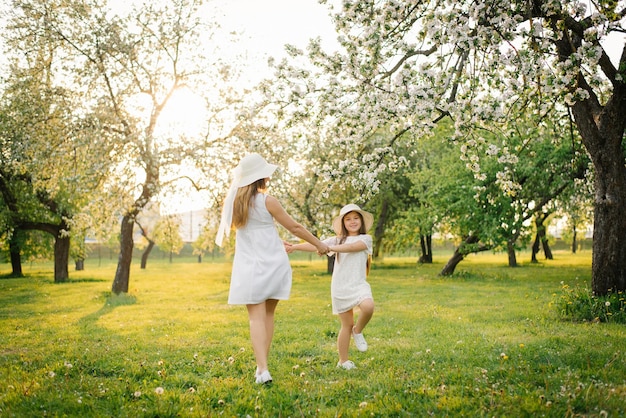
[
  {"x1": 237, "y1": 164, "x2": 278, "y2": 187},
  {"x1": 332, "y1": 208, "x2": 374, "y2": 235}
]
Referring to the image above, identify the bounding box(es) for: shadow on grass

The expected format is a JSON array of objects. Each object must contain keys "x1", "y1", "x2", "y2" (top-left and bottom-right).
[
  {"x1": 0, "y1": 274, "x2": 107, "y2": 283},
  {"x1": 78, "y1": 292, "x2": 137, "y2": 327},
  {"x1": 57, "y1": 277, "x2": 108, "y2": 283},
  {"x1": 371, "y1": 263, "x2": 416, "y2": 270},
  {"x1": 0, "y1": 273, "x2": 24, "y2": 280},
  {"x1": 0, "y1": 272, "x2": 50, "y2": 280}
]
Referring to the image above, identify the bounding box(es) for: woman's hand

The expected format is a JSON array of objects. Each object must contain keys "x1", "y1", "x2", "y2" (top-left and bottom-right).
[
  {"x1": 316, "y1": 243, "x2": 330, "y2": 256},
  {"x1": 284, "y1": 241, "x2": 294, "y2": 253}
]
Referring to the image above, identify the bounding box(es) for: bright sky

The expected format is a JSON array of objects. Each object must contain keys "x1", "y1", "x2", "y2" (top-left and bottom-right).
[
  {"x1": 157, "y1": 0, "x2": 339, "y2": 214},
  {"x1": 216, "y1": 0, "x2": 337, "y2": 64},
  {"x1": 98, "y1": 0, "x2": 338, "y2": 88}
]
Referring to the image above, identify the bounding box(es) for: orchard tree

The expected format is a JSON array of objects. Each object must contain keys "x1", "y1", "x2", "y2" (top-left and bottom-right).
[
  {"x1": 555, "y1": 175, "x2": 595, "y2": 253},
  {"x1": 382, "y1": 104, "x2": 588, "y2": 274},
  {"x1": 192, "y1": 214, "x2": 219, "y2": 262},
  {"x1": 218, "y1": 104, "x2": 341, "y2": 239},
  {"x1": 253, "y1": 79, "x2": 415, "y2": 259},
  {"x1": 269, "y1": 0, "x2": 625, "y2": 295},
  {"x1": 6, "y1": 0, "x2": 243, "y2": 293},
  {"x1": 153, "y1": 215, "x2": 183, "y2": 263},
  {"x1": 0, "y1": 68, "x2": 106, "y2": 281}
]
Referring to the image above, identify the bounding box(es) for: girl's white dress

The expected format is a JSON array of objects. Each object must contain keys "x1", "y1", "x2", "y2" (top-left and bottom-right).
[
  {"x1": 323, "y1": 234, "x2": 373, "y2": 314},
  {"x1": 228, "y1": 193, "x2": 292, "y2": 304}
]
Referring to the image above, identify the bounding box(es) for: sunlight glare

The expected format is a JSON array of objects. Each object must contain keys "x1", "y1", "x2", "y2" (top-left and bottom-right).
[{"x1": 157, "y1": 87, "x2": 207, "y2": 140}]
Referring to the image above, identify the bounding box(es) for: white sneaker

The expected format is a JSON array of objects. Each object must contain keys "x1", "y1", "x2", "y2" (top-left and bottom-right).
[
  {"x1": 255, "y1": 370, "x2": 273, "y2": 384},
  {"x1": 352, "y1": 327, "x2": 368, "y2": 352},
  {"x1": 337, "y1": 360, "x2": 357, "y2": 370}
]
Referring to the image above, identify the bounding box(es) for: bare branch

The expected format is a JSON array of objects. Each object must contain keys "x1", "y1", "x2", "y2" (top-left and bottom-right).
[{"x1": 381, "y1": 45, "x2": 437, "y2": 79}]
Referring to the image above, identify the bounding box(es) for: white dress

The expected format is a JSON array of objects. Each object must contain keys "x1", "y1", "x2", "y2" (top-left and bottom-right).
[
  {"x1": 324, "y1": 234, "x2": 373, "y2": 314},
  {"x1": 228, "y1": 193, "x2": 292, "y2": 304}
]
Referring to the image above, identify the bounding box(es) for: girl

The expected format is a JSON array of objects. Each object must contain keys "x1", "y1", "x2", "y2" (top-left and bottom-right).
[
  {"x1": 215, "y1": 153, "x2": 329, "y2": 384},
  {"x1": 287, "y1": 203, "x2": 375, "y2": 370}
]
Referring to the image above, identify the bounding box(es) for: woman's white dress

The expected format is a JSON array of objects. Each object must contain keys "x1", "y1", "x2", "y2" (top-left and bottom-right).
[
  {"x1": 323, "y1": 234, "x2": 373, "y2": 314},
  {"x1": 228, "y1": 193, "x2": 292, "y2": 305}
]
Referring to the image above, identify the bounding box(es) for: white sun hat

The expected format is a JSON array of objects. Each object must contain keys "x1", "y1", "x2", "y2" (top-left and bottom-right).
[
  {"x1": 235, "y1": 153, "x2": 278, "y2": 187},
  {"x1": 215, "y1": 153, "x2": 278, "y2": 246},
  {"x1": 332, "y1": 204, "x2": 374, "y2": 236}
]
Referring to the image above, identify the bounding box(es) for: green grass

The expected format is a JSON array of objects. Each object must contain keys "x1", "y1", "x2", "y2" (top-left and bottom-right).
[{"x1": 0, "y1": 251, "x2": 624, "y2": 417}]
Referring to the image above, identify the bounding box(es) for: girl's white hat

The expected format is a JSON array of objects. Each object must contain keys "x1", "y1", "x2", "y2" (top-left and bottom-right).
[
  {"x1": 215, "y1": 153, "x2": 278, "y2": 247},
  {"x1": 235, "y1": 153, "x2": 278, "y2": 187},
  {"x1": 332, "y1": 204, "x2": 374, "y2": 235}
]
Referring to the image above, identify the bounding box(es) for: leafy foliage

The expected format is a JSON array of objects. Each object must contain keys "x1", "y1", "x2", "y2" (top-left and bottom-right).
[
  {"x1": 263, "y1": 0, "x2": 625, "y2": 292},
  {"x1": 553, "y1": 282, "x2": 626, "y2": 323}
]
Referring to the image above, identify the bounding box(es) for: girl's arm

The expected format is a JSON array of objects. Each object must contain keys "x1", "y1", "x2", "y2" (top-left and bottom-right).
[
  {"x1": 265, "y1": 195, "x2": 329, "y2": 254},
  {"x1": 329, "y1": 240, "x2": 367, "y2": 253},
  {"x1": 287, "y1": 242, "x2": 317, "y2": 254}
]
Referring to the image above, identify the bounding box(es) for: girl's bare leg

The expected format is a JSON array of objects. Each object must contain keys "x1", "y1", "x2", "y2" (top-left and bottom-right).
[
  {"x1": 337, "y1": 310, "x2": 354, "y2": 363},
  {"x1": 354, "y1": 298, "x2": 374, "y2": 334}
]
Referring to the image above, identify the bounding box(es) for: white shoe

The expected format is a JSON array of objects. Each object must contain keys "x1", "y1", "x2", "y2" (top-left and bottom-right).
[
  {"x1": 337, "y1": 360, "x2": 357, "y2": 370},
  {"x1": 255, "y1": 370, "x2": 272, "y2": 384},
  {"x1": 352, "y1": 327, "x2": 368, "y2": 352}
]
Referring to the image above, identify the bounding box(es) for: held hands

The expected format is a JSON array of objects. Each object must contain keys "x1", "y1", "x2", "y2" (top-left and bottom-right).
[
  {"x1": 283, "y1": 240, "x2": 329, "y2": 256},
  {"x1": 316, "y1": 243, "x2": 330, "y2": 257}
]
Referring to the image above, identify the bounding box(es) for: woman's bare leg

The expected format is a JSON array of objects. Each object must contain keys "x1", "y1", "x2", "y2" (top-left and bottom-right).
[{"x1": 246, "y1": 299, "x2": 279, "y2": 374}]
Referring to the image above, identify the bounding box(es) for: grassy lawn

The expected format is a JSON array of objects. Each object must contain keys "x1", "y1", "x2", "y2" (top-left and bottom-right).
[{"x1": 0, "y1": 250, "x2": 624, "y2": 417}]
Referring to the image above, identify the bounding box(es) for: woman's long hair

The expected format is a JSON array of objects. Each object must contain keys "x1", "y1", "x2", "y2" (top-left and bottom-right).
[{"x1": 232, "y1": 178, "x2": 267, "y2": 228}]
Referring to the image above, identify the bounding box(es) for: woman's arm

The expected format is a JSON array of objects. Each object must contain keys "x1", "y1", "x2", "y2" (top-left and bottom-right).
[{"x1": 265, "y1": 195, "x2": 328, "y2": 254}]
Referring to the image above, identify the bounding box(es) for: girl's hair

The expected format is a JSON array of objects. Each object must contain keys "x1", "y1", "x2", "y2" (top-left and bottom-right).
[
  {"x1": 232, "y1": 178, "x2": 267, "y2": 228},
  {"x1": 337, "y1": 211, "x2": 371, "y2": 275}
]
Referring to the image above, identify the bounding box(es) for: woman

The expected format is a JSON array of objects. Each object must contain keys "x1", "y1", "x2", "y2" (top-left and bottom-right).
[{"x1": 215, "y1": 153, "x2": 329, "y2": 384}]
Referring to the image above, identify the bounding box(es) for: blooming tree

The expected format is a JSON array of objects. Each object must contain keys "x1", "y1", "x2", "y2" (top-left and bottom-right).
[
  {"x1": 267, "y1": 0, "x2": 625, "y2": 295},
  {"x1": 4, "y1": 0, "x2": 247, "y2": 293},
  {"x1": 0, "y1": 58, "x2": 108, "y2": 281}
]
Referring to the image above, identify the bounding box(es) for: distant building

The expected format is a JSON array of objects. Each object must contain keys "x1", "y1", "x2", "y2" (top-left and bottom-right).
[
  {"x1": 170, "y1": 209, "x2": 209, "y2": 243},
  {"x1": 547, "y1": 217, "x2": 593, "y2": 239}
]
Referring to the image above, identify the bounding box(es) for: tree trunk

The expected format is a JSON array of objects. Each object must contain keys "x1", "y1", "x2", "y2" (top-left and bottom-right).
[
  {"x1": 112, "y1": 215, "x2": 134, "y2": 294},
  {"x1": 9, "y1": 234, "x2": 23, "y2": 277},
  {"x1": 140, "y1": 239, "x2": 155, "y2": 269},
  {"x1": 571, "y1": 226, "x2": 577, "y2": 254},
  {"x1": 541, "y1": 236, "x2": 553, "y2": 260},
  {"x1": 75, "y1": 259, "x2": 84, "y2": 271},
  {"x1": 327, "y1": 254, "x2": 335, "y2": 274},
  {"x1": 590, "y1": 167, "x2": 626, "y2": 295},
  {"x1": 531, "y1": 214, "x2": 553, "y2": 262},
  {"x1": 54, "y1": 234, "x2": 70, "y2": 283},
  {"x1": 571, "y1": 104, "x2": 626, "y2": 295},
  {"x1": 373, "y1": 200, "x2": 389, "y2": 259},
  {"x1": 440, "y1": 235, "x2": 489, "y2": 276},
  {"x1": 418, "y1": 234, "x2": 433, "y2": 263},
  {"x1": 440, "y1": 250, "x2": 464, "y2": 276},
  {"x1": 507, "y1": 240, "x2": 517, "y2": 267},
  {"x1": 531, "y1": 216, "x2": 544, "y2": 263},
  {"x1": 531, "y1": 231, "x2": 540, "y2": 263}
]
